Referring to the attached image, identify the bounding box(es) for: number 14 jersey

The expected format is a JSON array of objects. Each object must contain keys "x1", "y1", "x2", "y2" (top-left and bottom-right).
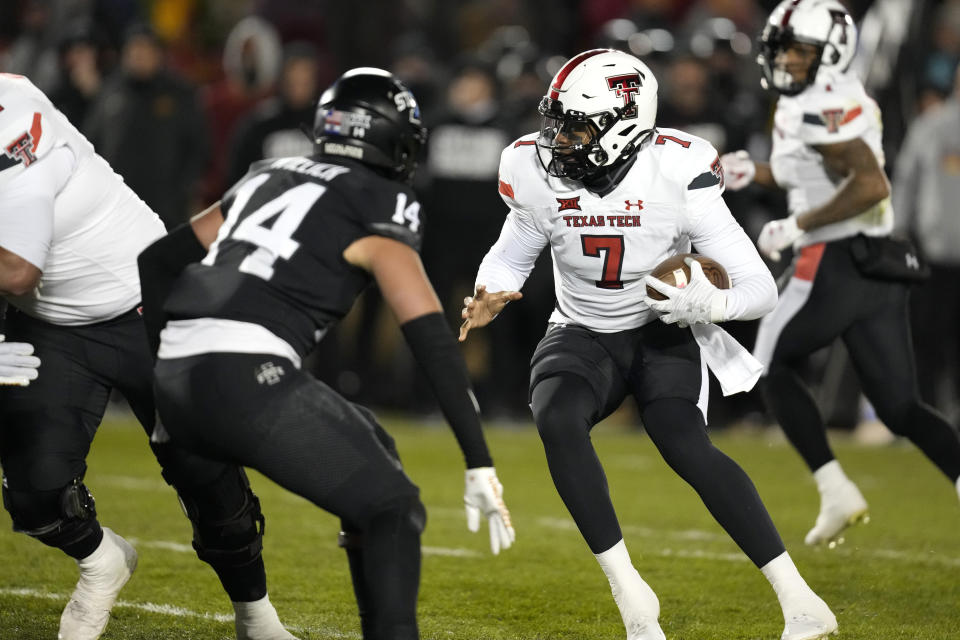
[
  {"x1": 164, "y1": 156, "x2": 423, "y2": 357},
  {"x1": 485, "y1": 127, "x2": 770, "y2": 332}
]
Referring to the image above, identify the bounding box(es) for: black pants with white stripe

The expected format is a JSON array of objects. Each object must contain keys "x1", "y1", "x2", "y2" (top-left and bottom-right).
[{"x1": 754, "y1": 238, "x2": 960, "y2": 482}]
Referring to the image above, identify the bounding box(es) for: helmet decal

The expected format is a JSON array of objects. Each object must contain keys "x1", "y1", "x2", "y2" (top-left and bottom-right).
[
  {"x1": 312, "y1": 68, "x2": 427, "y2": 182},
  {"x1": 549, "y1": 49, "x2": 606, "y2": 100},
  {"x1": 605, "y1": 72, "x2": 645, "y2": 119}
]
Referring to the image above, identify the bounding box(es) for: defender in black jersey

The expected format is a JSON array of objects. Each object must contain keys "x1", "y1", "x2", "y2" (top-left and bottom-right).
[{"x1": 140, "y1": 68, "x2": 514, "y2": 640}]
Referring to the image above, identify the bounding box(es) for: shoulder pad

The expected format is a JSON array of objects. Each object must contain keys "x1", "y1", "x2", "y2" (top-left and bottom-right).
[
  {"x1": 649, "y1": 129, "x2": 723, "y2": 191},
  {"x1": 785, "y1": 80, "x2": 870, "y2": 144},
  {"x1": 498, "y1": 133, "x2": 548, "y2": 209}
]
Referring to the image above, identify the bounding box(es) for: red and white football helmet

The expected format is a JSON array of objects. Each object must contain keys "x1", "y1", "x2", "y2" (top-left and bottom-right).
[
  {"x1": 537, "y1": 48, "x2": 658, "y2": 181},
  {"x1": 757, "y1": 0, "x2": 858, "y2": 95}
]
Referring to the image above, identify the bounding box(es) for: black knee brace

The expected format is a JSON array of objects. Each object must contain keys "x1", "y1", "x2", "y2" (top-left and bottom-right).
[
  {"x1": 2, "y1": 475, "x2": 99, "y2": 550},
  {"x1": 176, "y1": 467, "x2": 265, "y2": 569}
]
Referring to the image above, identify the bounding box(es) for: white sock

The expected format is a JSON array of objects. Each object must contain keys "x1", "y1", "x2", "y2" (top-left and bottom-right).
[
  {"x1": 595, "y1": 539, "x2": 636, "y2": 584},
  {"x1": 595, "y1": 539, "x2": 659, "y2": 618},
  {"x1": 955, "y1": 476, "x2": 960, "y2": 502},
  {"x1": 233, "y1": 595, "x2": 289, "y2": 639},
  {"x1": 77, "y1": 531, "x2": 113, "y2": 568},
  {"x1": 761, "y1": 551, "x2": 812, "y2": 610},
  {"x1": 812, "y1": 460, "x2": 849, "y2": 495}
]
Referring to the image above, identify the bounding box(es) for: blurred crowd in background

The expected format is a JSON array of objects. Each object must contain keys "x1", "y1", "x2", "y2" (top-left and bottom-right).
[{"x1": 2, "y1": 0, "x2": 959, "y2": 431}]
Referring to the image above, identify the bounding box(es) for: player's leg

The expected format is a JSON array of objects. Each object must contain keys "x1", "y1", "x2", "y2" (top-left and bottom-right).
[
  {"x1": 842, "y1": 283, "x2": 960, "y2": 494},
  {"x1": 634, "y1": 322, "x2": 835, "y2": 640},
  {"x1": 755, "y1": 244, "x2": 868, "y2": 545},
  {"x1": 112, "y1": 313, "x2": 293, "y2": 640},
  {"x1": 338, "y1": 403, "x2": 407, "y2": 639},
  {"x1": 0, "y1": 311, "x2": 137, "y2": 640},
  {"x1": 155, "y1": 354, "x2": 424, "y2": 640},
  {"x1": 154, "y1": 446, "x2": 295, "y2": 640},
  {"x1": 529, "y1": 325, "x2": 663, "y2": 640}
]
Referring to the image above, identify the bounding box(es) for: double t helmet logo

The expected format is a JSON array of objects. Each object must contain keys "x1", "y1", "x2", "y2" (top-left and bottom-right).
[{"x1": 605, "y1": 73, "x2": 644, "y2": 119}]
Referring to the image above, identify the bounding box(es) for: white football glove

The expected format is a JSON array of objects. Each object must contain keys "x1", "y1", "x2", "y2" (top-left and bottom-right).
[
  {"x1": 464, "y1": 466, "x2": 515, "y2": 555},
  {"x1": 719, "y1": 150, "x2": 756, "y2": 191},
  {"x1": 0, "y1": 335, "x2": 40, "y2": 386},
  {"x1": 757, "y1": 216, "x2": 803, "y2": 262},
  {"x1": 644, "y1": 258, "x2": 728, "y2": 326}
]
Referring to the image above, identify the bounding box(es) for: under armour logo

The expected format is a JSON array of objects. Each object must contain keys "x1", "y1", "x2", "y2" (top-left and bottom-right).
[
  {"x1": 905, "y1": 253, "x2": 920, "y2": 270},
  {"x1": 5, "y1": 132, "x2": 37, "y2": 166},
  {"x1": 625, "y1": 200, "x2": 644, "y2": 210},
  {"x1": 255, "y1": 361, "x2": 285, "y2": 385}
]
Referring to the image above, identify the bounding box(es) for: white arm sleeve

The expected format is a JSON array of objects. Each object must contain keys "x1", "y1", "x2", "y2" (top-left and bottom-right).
[
  {"x1": 689, "y1": 198, "x2": 777, "y2": 321},
  {"x1": 475, "y1": 208, "x2": 549, "y2": 293},
  {"x1": 0, "y1": 146, "x2": 74, "y2": 269}
]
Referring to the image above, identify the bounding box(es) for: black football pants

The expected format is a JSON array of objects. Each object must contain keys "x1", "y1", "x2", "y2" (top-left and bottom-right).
[
  {"x1": 529, "y1": 322, "x2": 785, "y2": 568},
  {"x1": 0, "y1": 307, "x2": 270, "y2": 601},
  {"x1": 154, "y1": 352, "x2": 424, "y2": 640},
  {"x1": 757, "y1": 239, "x2": 960, "y2": 481}
]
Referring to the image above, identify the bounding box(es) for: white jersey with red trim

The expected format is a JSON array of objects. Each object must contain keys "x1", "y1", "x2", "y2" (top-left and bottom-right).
[
  {"x1": 0, "y1": 73, "x2": 164, "y2": 325},
  {"x1": 481, "y1": 127, "x2": 775, "y2": 333},
  {"x1": 770, "y1": 73, "x2": 893, "y2": 246}
]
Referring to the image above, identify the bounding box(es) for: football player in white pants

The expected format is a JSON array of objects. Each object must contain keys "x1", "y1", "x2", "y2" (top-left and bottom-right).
[
  {"x1": 0, "y1": 74, "x2": 295, "y2": 640},
  {"x1": 723, "y1": 0, "x2": 960, "y2": 547},
  {"x1": 460, "y1": 48, "x2": 836, "y2": 640}
]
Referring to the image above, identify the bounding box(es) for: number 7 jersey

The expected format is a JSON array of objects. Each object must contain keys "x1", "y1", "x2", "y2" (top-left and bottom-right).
[
  {"x1": 163, "y1": 156, "x2": 423, "y2": 357},
  {"x1": 488, "y1": 128, "x2": 766, "y2": 332}
]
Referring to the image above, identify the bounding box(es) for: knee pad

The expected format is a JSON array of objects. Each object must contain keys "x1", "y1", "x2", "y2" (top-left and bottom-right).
[
  {"x1": 176, "y1": 467, "x2": 265, "y2": 569},
  {"x1": 2, "y1": 476, "x2": 98, "y2": 548}
]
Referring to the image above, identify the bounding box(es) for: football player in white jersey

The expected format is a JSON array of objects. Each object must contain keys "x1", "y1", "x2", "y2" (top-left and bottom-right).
[
  {"x1": 722, "y1": 0, "x2": 960, "y2": 547},
  {"x1": 0, "y1": 74, "x2": 296, "y2": 640},
  {"x1": 459, "y1": 49, "x2": 836, "y2": 640}
]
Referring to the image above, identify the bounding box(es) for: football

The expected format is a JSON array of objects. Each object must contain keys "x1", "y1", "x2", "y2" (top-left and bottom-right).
[{"x1": 646, "y1": 253, "x2": 731, "y2": 301}]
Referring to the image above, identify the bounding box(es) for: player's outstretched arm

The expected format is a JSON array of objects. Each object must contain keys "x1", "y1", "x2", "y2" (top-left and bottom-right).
[
  {"x1": 345, "y1": 234, "x2": 516, "y2": 554},
  {"x1": 720, "y1": 150, "x2": 778, "y2": 190},
  {"x1": 458, "y1": 285, "x2": 522, "y2": 342}
]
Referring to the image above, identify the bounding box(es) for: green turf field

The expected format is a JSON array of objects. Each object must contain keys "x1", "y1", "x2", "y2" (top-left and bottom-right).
[{"x1": 1, "y1": 415, "x2": 957, "y2": 639}]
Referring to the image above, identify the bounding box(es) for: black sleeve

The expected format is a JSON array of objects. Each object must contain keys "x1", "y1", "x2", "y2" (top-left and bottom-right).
[
  {"x1": 137, "y1": 223, "x2": 208, "y2": 355},
  {"x1": 401, "y1": 312, "x2": 494, "y2": 469}
]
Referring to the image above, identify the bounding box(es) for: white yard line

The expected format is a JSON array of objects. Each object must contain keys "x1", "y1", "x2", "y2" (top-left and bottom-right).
[
  {"x1": 126, "y1": 537, "x2": 195, "y2": 553},
  {"x1": 535, "y1": 516, "x2": 960, "y2": 568},
  {"x1": 422, "y1": 546, "x2": 482, "y2": 558},
  {"x1": 92, "y1": 475, "x2": 169, "y2": 491},
  {"x1": 0, "y1": 587, "x2": 234, "y2": 623},
  {"x1": 838, "y1": 546, "x2": 960, "y2": 568},
  {"x1": 0, "y1": 587, "x2": 363, "y2": 638},
  {"x1": 126, "y1": 537, "x2": 481, "y2": 559}
]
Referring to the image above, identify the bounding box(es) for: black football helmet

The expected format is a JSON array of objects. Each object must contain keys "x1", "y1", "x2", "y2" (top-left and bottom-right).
[{"x1": 313, "y1": 67, "x2": 427, "y2": 182}]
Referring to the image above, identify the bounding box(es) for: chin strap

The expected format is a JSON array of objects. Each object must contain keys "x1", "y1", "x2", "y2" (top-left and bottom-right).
[{"x1": 582, "y1": 153, "x2": 639, "y2": 197}]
